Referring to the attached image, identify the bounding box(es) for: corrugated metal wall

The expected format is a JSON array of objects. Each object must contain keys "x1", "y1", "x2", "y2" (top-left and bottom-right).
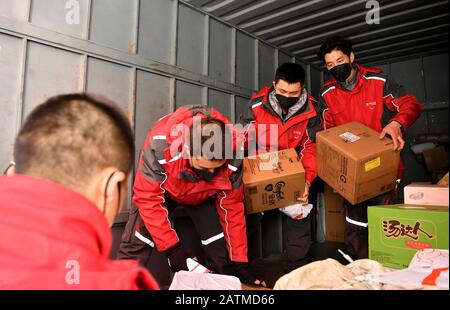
[{"x1": 0, "y1": 0, "x2": 321, "y2": 223}]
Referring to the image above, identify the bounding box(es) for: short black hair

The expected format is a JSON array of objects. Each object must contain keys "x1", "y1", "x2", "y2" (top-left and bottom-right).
[
  {"x1": 275, "y1": 62, "x2": 306, "y2": 85},
  {"x1": 317, "y1": 36, "x2": 353, "y2": 62},
  {"x1": 14, "y1": 93, "x2": 135, "y2": 191}
]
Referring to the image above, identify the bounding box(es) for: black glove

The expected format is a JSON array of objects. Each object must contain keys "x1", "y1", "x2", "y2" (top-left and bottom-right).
[
  {"x1": 164, "y1": 243, "x2": 194, "y2": 272},
  {"x1": 233, "y1": 262, "x2": 256, "y2": 285}
]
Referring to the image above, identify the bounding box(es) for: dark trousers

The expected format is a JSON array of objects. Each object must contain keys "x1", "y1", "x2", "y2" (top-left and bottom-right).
[
  {"x1": 117, "y1": 196, "x2": 235, "y2": 276},
  {"x1": 285, "y1": 213, "x2": 311, "y2": 271},
  {"x1": 344, "y1": 192, "x2": 393, "y2": 260},
  {"x1": 246, "y1": 211, "x2": 311, "y2": 272}
]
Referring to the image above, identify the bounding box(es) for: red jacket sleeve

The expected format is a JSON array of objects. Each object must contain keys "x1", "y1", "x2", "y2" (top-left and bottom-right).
[
  {"x1": 133, "y1": 142, "x2": 179, "y2": 252},
  {"x1": 383, "y1": 76, "x2": 424, "y2": 130},
  {"x1": 215, "y1": 165, "x2": 248, "y2": 263},
  {"x1": 299, "y1": 133, "x2": 317, "y2": 184},
  {"x1": 319, "y1": 95, "x2": 337, "y2": 130},
  {"x1": 299, "y1": 112, "x2": 321, "y2": 184}
]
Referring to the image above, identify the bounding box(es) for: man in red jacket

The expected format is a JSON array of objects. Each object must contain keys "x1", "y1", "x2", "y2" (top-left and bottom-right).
[
  {"x1": 240, "y1": 62, "x2": 322, "y2": 272},
  {"x1": 317, "y1": 37, "x2": 424, "y2": 259},
  {"x1": 0, "y1": 94, "x2": 159, "y2": 290},
  {"x1": 117, "y1": 105, "x2": 264, "y2": 286}
]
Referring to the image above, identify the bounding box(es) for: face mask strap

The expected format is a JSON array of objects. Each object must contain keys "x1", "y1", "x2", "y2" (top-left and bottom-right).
[
  {"x1": 103, "y1": 171, "x2": 121, "y2": 218},
  {"x1": 3, "y1": 161, "x2": 16, "y2": 175}
]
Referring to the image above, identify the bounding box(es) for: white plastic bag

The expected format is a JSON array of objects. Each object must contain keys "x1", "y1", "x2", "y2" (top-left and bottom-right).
[
  {"x1": 279, "y1": 203, "x2": 313, "y2": 220},
  {"x1": 169, "y1": 271, "x2": 241, "y2": 290}
]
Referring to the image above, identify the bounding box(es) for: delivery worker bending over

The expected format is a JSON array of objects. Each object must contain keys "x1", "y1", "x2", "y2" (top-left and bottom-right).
[
  {"x1": 0, "y1": 93, "x2": 159, "y2": 290},
  {"x1": 118, "y1": 105, "x2": 264, "y2": 287},
  {"x1": 240, "y1": 62, "x2": 322, "y2": 272},
  {"x1": 317, "y1": 36, "x2": 424, "y2": 259}
]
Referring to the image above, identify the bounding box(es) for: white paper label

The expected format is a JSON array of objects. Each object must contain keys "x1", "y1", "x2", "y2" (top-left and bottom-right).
[{"x1": 339, "y1": 132, "x2": 361, "y2": 143}]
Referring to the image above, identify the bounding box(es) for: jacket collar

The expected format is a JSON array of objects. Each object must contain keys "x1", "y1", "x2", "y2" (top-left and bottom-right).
[{"x1": 257, "y1": 86, "x2": 316, "y2": 124}]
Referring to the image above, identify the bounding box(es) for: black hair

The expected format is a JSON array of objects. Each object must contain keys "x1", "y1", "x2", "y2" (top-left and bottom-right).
[
  {"x1": 275, "y1": 62, "x2": 306, "y2": 85},
  {"x1": 14, "y1": 93, "x2": 135, "y2": 190},
  {"x1": 317, "y1": 36, "x2": 353, "y2": 62}
]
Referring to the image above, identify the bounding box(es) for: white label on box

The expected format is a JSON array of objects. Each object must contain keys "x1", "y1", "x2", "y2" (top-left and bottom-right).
[
  {"x1": 258, "y1": 152, "x2": 279, "y2": 171},
  {"x1": 339, "y1": 132, "x2": 361, "y2": 143}
]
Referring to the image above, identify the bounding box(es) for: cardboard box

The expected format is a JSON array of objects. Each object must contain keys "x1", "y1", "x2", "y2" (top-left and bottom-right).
[
  {"x1": 368, "y1": 204, "x2": 449, "y2": 269},
  {"x1": 243, "y1": 149, "x2": 305, "y2": 214},
  {"x1": 317, "y1": 122, "x2": 400, "y2": 205},
  {"x1": 422, "y1": 146, "x2": 448, "y2": 172},
  {"x1": 404, "y1": 183, "x2": 449, "y2": 206},
  {"x1": 438, "y1": 172, "x2": 449, "y2": 186},
  {"x1": 324, "y1": 184, "x2": 345, "y2": 242}
]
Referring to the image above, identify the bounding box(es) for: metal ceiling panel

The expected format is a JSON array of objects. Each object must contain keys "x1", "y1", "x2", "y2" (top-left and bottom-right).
[{"x1": 184, "y1": 0, "x2": 449, "y2": 66}]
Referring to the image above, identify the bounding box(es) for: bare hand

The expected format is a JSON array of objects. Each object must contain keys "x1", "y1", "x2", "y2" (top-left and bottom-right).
[
  {"x1": 254, "y1": 279, "x2": 267, "y2": 287},
  {"x1": 297, "y1": 182, "x2": 310, "y2": 203},
  {"x1": 379, "y1": 121, "x2": 404, "y2": 151}
]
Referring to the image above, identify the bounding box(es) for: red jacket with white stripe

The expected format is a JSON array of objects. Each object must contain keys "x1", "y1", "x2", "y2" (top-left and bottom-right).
[
  {"x1": 319, "y1": 64, "x2": 424, "y2": 178},
  {"x1": 239, "y1": 86, "x2": 322, "y2": 184},
  {"x1": 133, "y1": 105, "x2": 248, "y2": 262},
  {"x1": 320, "y1": 64, "x2": 424, "y2": 131},
  {"x1": 0, "y1": 175, "x2": 159, "y2": 290}
]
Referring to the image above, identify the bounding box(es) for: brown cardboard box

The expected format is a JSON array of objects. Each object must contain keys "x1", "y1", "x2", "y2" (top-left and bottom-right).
[
  {"x1": 438, "y1": 172, "x2": 449, "y2": 186},
  {"x1": 243, "y1": 149, "x2": 305, "y2": 214},
  {"x1": 317, "y1": 122, "x2": 400, "y2": 205},
  {"x1": 422, "y1": 146, "x2": 448, "y2": 172},
  {"x1": 324, "y1": 184, "x2": 345, "y2": 242}
]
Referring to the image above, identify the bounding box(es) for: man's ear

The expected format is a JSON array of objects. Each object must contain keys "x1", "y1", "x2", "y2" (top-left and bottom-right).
[
  {"x1": 350, "y1": 52, "x2": 355, "y2": 63},
  {"x1": 87, "y1": 167, "x2": 127, "y2": 225}
]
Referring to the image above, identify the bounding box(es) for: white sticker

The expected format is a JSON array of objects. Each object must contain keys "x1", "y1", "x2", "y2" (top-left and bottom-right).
[{"x1": 339, "y1": 132, "x2": 361, "y2": 143}]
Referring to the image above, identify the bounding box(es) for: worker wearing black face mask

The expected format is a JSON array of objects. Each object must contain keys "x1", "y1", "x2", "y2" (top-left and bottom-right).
[
  {"x1": 328, "y1": 62, "x2": 353, "y2": 84},
  {"x1": 239, "y1": 62, "x2": 322, "y2": 273},
  {"x1": 317, "y1": 36, "x2": 424, "y2": 260}
]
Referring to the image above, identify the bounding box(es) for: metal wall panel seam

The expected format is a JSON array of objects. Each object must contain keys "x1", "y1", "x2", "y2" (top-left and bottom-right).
[
  {"x1": 131, "y1": 0, "x2": 140, "y2": 54},
  {"x1": 171, "y1": 0, "x2": 179, "y2": 66},
  {"x1": 0, "y1": 16, "x2": 254, "y2": 97},
  {"x1": 230, "y1": 94, "x2": 236, "y2": 123},
  {"x1": 16, "y1": 39, "x2": 27, "y2": 133},
  {"x1": 230, "y1": 27, "x2": 236, "y2": 85},
  {"x1": 306, "y1": 64, "x2": 311, "y2": 95},
  {"x1": 83, "y1": 0, "x2": 92, "y2": 40},
  {"x1": 421, "y1": 56, "x2": 428, "y2": 104},
  {"x1": 80, "y1": 54, "x2": 88, "y2": 91},
  {"x1": 203, "y1": 14, "x2": 209, "y2": 76},
  {"x1": 202, "y1": 85, "x2": 208, "y2": 106},
  {"x1": 274, "y1": 48, "x2": 279, "y2": 73},
  {"x1": 25, "y1": 0, "x2": 31, "y2": 22},
  {"x1": 169, "y1": 78, "x2": 176, "y2": 113}
]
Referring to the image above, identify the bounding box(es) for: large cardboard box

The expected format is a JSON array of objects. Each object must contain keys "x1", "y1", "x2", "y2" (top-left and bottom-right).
[
  {"x1": 324, "y1": 184, "x2": 345, "y2": 242},
  {"x1": 422, "y1": 146, "x2": 448, "y2": 172},
  {"x1": 368, "y1": 204, "x2": 449, "y2": 269},
  {"x1": 317, "y1": 122, "x2": 400, "y2": 205},
  {"x1": 404, "y1": 183, "x2": 449, "y2": 206},
  {"x1": 243, "y1": 149, "x2": 305, "y2": 214}
]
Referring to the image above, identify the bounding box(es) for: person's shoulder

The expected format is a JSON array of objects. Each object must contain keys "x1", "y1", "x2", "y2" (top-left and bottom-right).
[
  {"x1": 251, "y1": 85, "x2": 271, "y2": 101},
  {"x1": 360, "y1": 65, "x2": 388, "y2": 82},
  {"x1": 320, "y1": 80, "x2": 337, "y2": 97}
]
